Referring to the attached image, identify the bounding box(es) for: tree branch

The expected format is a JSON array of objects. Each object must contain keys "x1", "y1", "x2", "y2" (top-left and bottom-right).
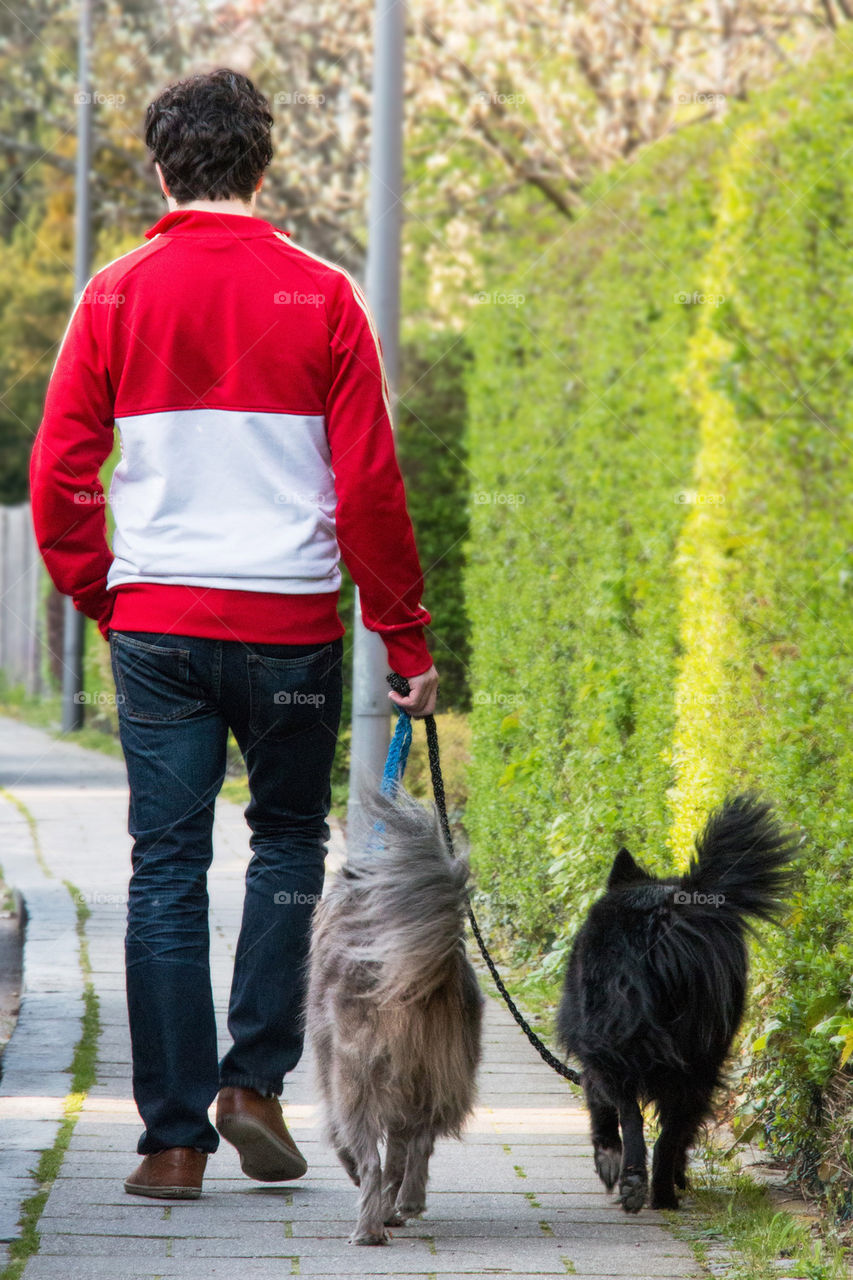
[{"x1": 0, "y1": 136, "x2": 76, "y2": 175}]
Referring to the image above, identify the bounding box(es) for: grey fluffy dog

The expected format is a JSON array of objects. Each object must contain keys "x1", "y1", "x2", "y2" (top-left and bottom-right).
[{"x1": 306, "y1": 787, "x2": 483, "y2": 1245}]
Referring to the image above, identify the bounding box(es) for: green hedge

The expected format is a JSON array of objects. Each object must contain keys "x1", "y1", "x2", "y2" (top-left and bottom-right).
[
  {"x1": 685, "y1": 67, "x2": 853, "y2": 1200},
  {"x1": 464, "y1": 46, "x2": 853, "y2": 1201},
  {"x1": 397, "y1": 330, "x2": 471, "y2": 708},
  {"x1": 465, "y1": 127, "x2": 725, "y2": 945}
]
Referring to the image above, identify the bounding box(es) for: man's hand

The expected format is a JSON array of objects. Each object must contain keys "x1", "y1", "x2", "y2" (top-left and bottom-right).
[{"x1": 388, "y1": 664, "x2": 439, "y2": 718}]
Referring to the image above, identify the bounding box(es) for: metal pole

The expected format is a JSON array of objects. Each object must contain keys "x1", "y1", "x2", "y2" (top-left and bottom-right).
[
  {"x1": 347, "y1": 0, "x2": 406, "y2": 813},
  {"x1": 61, "y1": 0, "x2": 92, "y2": 733}
]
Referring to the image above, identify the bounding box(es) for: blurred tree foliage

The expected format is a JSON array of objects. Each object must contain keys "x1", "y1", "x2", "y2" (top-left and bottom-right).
[
  {"x1": 0, "y1": 0, "x2": 218, "y2": 501},
  {"x1": 3, "y1": 0, "x2": 848, "y2": 504}
]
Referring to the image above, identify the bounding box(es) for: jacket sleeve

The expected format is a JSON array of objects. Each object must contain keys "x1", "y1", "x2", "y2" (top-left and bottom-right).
[
  {"x1": 324, "y1": 273, "x2": 432, "y2": 678},
  {"x1": 30, "y1": 286, "x2": 116, "y2": 638}
]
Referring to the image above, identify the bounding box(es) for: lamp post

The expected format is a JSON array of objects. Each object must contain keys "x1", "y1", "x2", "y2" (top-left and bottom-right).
[
  {"x1": 61, "y1": 0, "x2": 93, "y2": 733},
  {"x1": 347, "y1": 0, "x2": 406, "y2": 813}
]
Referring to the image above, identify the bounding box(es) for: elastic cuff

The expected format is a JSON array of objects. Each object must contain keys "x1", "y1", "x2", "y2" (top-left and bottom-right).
[
  {"x1": 382, "y1": 627, "x2": 432, "y2": 678},
  {"x1": 72, "y1": 576, "x2": 114, "y2": 634}
]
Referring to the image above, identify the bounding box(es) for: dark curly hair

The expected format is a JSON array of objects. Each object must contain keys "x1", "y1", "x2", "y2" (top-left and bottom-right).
[{"x1": 145, "y1": 68, "x2": 274, "y2": 204}]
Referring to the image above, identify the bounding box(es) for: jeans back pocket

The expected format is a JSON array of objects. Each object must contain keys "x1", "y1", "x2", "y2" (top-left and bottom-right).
[
  {"x1": 247, "y1": 643, "x2": 337, "y2": 741},
  {"x1": 110, "y1": 632, "x2": 207, "y2": 724}
]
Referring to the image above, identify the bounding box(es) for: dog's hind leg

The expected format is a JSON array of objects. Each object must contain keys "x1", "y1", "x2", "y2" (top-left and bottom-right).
[
  {"x1": 350, "y1": 1131, "x2": 388, "y2": 1246},
  {"x1": 651, "y1": 1097, "x2": 705, "y2": 1210},
  {"x1": 382, "y1": 1129, "x2": 409, "y2": 1226},
  {"x1": 395, "y1": 1127, "x2": 436, "y2": 1221},
  {"x1": 585, "y1": 1081, "x2": 622, "y2": 1191},
  {"x1": 330, "y1": 1127, "x2": 360, "y2": 1186},
  {"x1": 616, "y1": 1096, "x2": 648, "y2": 1213}
]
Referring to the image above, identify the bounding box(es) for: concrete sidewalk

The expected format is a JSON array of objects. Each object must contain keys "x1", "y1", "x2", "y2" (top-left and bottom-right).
[{"x1": 0, "y1": 716, "x2": 704, "y2": 1279}]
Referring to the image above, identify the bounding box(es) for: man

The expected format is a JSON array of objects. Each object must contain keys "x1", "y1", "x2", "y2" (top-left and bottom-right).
[{"x1": 30, "y1": 67, "x2": 438, "y2": 1200}]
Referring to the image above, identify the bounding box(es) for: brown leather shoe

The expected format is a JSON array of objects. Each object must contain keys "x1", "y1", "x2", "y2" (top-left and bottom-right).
[
  {"x1": 216, "y1": 1086, "x2": 308, "y2": 1181},
  {"x1": 124, "y1": 1147, "x2": 207, "y2": 1199}
]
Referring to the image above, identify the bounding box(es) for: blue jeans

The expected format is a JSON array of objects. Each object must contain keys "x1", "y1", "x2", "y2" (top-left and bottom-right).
[{"x1": 109, "y1": 630, "x2": 343, "y2": 1154}]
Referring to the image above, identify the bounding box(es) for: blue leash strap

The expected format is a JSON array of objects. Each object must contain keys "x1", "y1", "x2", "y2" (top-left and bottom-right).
[
  {"x1": 372, "y1": 706, "x2": 412, "y2": 845},
  {"x1": 380, "y1": 707, "x2": 413, "y2": 795}
]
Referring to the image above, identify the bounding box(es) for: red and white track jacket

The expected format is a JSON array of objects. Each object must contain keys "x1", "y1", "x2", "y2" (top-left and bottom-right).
[{"x1": 30, "y1": 208, "x2": 432, "y2": 677}]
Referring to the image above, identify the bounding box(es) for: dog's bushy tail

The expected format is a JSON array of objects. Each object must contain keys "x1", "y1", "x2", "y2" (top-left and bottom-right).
[
  {"x1": 681, "y1": 793, "x2": 799, "y2": 925},
  {"x1": 334, "y1": 786, "x2": 470, "y2": 1005}
]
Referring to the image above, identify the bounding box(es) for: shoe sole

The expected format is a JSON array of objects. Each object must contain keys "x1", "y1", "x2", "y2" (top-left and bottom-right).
[
  {"x1": 124, "y1": 1181, "x2": 202, "y2": 1199},
  {"x1": 217, "y1": 1114, "x2": 308, "y2": 1181}
]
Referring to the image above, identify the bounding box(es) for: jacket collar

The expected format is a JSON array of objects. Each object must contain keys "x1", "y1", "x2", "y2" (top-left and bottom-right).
[{"x1": 144, "y1": 209, "x2": 291, "y2": 240}]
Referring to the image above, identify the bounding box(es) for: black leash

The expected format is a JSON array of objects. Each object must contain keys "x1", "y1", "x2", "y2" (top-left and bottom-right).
[{"x1": 386, "y1": 673, "x2": 582, "y2": 1088}]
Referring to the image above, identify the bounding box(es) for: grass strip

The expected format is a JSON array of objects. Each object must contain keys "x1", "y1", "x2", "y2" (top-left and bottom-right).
[
  {"x1": 0, "y1": 795, "x2": 101, "y2": 1280},
  {"x1": 663, "y1": 1146, "x2": 849, "y2": 1279}
]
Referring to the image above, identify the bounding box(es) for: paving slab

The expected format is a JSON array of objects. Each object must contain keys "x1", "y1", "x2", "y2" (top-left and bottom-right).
[{"x1": 0, "y1": 716, "x2": 706, "y2": 1278}]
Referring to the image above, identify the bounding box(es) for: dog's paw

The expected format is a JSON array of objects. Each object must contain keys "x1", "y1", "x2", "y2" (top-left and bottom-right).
[
  {"x1": 384, "y1": 1209, "x2": 405, "y2": 1226},
  {"x1": 618, "y1": 1170, "x2": 648, "y2": 1214},
  {"x1": 593, "y1": 1145, "x2": 622, "y2": 1190},
  {"x1": 650, "y1": 1185, "x2": 680, "y2": 1210},
  {"x1": 394, "y1": 1200, "x2": 426, "y2": 1219},
  {"x1": 350, "y1": 1228, "x2": 389, "y2": 1246}
]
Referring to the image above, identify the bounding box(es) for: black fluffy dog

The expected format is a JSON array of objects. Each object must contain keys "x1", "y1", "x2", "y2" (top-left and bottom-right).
[{"x1": 557, "y1": 794, "x2": 798, "y2": 1214}]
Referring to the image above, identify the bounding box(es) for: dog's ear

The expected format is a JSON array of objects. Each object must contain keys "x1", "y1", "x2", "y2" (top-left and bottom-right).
[{"x1": 608, "y1": 846, "x2": 653, "y2": 890}]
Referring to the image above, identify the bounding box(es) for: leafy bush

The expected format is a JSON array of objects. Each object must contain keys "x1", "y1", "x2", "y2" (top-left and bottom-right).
[
  {"x1": 397, "y1": 330, "x2": 471, "y2": 709},
  {"x1": 464, "y1": 126, "x2": 725, "y2": 945},
  {"x1": 464, "y1": 45, "x2": 853, "y2": 1201},
  {"x1": 688, "y1": 65, "x2": 853, "y2": 1201},
  {"x1": 400, "y1": 708, "x2": 471, "y2": 822}
]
